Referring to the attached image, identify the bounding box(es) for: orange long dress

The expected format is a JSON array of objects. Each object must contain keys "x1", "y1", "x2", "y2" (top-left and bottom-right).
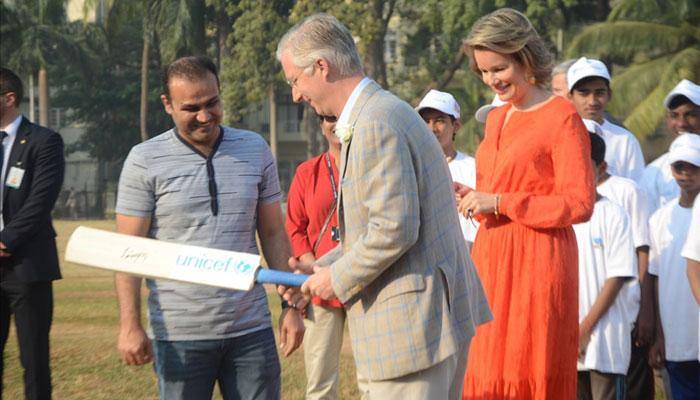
[{"x1": 462, "y1": 96, "x2": 595, "y2": 399}]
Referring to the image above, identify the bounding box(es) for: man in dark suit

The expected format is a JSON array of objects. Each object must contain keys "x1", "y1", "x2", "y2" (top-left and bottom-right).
[{"x1": 0, "y1": 67, "x2": 64, "y2": 400}]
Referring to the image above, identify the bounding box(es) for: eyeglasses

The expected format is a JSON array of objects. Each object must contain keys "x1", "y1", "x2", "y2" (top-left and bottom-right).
[
  {"x1": 318, "y1": 115, "x2": 337, "y2": 123},
  {"x1": 285, "y1": 64, "x2": 314, "y2": 88},
  {"x1": 286, "y1": 70, "x2": 304, "y2": 88}
]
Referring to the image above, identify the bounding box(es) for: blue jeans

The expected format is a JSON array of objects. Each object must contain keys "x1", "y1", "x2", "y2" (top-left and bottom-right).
[
  {"x1": 666, "y1": 360, "x2": 700, "y2": 400},
  {"x1": 152, "y1": 328, "x2": 281, "y2": 400}
]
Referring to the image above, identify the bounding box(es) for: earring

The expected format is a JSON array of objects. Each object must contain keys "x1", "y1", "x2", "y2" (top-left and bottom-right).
[{"x1": 527, "y1": 75, "x2": 536, "y2": 85}]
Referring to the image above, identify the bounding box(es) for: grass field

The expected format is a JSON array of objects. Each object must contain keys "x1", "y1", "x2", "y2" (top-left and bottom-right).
[{"x1": 3, "y1": 220, "x2": 360, "y2": 399}]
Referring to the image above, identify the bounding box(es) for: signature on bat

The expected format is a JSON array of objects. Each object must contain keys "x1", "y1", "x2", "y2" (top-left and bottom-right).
[{"x1": 121, "y1": 247, "x2": 148, "y2": 263}]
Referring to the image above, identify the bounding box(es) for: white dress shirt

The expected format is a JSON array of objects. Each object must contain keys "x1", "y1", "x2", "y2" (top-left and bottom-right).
[
  {"x1": 1, "y1": 114, "x2": 22, "y2": 230},
  {"x1": 335, "y1": 77, "x2": 372, "y2": 133}
]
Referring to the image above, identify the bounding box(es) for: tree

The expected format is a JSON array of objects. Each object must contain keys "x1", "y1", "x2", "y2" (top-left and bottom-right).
[
  {"x1": 567, "y1": 0, "x2": 700, "y2": 146},
  {"x1": 83, "y1": 0, "x2": 154, "y2": 142},
  {"x1": 1, "y1": 0, "x2": 89, "y2": 127},
  {"x1": 139, "y1": 13, "x2": 151, "y2": 142},
  {"x1": 350, "y1": 0, "x2": 399, "y2": 88},
  {"x1": 145, "y1": 0, "x2": 207, "y2": 141},
  {"x1": 206, "y1": 0, "x2": 239, "y2": 71},
  {"x1": 52, "y1": 14, "x2": 171, "y2": 162},
  {"x1": 84, "y1": 0, "x2": 209, "y2": 142},
  {"x1": 220, "y1": 0, "x2": 293, "y2": 158},
  {"x1": 155, "y1": 0, "x2": 207, "y2": 63}
]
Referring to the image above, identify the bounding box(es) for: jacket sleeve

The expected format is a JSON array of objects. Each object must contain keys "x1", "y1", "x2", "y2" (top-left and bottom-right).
[
  {"x1": 498, "y1": 113, "x2": 595, "y2": 228},
  {"x1": 1, "y1": 131, "x2": 65, "y2": 251}
]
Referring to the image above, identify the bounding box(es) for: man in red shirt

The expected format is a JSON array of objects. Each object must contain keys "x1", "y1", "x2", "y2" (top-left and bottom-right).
[{"x1": 286, "y1": 114, "x2": 366, "y2": 399}]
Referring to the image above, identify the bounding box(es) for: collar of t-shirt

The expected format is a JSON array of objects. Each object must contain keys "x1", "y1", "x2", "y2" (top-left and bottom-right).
[
  {"x1": 600, "y1": 119, "x2": 614, "y2": 137},
  {"x1": 1, "y1": 114, "x2": 22, "y2": 179},
  {"x1": 454, "y1": 151, "x2": 467, "y2": 162},
  {"x1": 601, "y1": 118, "x2": 632, "y2": 137},
  {"x1": 335, "y1": 76, "x2": 372, "y2": 136},
  {"x1": 172, "y1": 126, "x2": 224, "y2": 159}
]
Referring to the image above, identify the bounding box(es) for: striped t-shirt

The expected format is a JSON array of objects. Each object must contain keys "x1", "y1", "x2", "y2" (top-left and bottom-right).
[{"x1": 115, "y1": 126, "x2": 281, "y2": 340}]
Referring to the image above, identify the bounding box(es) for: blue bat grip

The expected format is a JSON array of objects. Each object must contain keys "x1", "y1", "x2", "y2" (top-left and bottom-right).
[{"x1": 255, "y1": 268, "x2": 309, "y2": 287}]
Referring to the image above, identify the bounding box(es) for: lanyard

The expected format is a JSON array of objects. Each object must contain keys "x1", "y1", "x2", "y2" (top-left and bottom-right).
[
  {"x1": 324, "y1": 152, "x2": 338, "y2": 202},
  {"x1": 312, "y1": 153, "x2": 340, "y2": 253}
]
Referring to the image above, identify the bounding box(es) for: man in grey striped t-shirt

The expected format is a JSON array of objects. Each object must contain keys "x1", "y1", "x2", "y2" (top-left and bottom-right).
[{"x1": 114, "y1": 56, "x2": 305, "y2": 400}]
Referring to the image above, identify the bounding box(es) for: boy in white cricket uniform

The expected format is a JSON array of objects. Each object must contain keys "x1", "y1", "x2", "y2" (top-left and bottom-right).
[
  {"x1": 567, "y1": 57, "x2": 646, "y2": 182},
  {"x1": 648, "y1": 133, "x2": 700, "y2": 399},
  {"x1": 683, "y1": 195, "x2": 700, "y2": 365},
  {"x1": 582, "y1": 119, "x2": 656, "y2": 397},
  {"x1": 641, "y1": 79, "x2": 700, "y2": 211},
  {"x1": 416, "y1": 90, "x2": 478, "y2": 248},
  {"x1": 575, "y1": 132, "x2": 640, "y2": 400}
]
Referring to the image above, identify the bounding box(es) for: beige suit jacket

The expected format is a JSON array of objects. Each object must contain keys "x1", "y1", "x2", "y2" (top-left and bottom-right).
[{"x1": 325, "y1": 81, "x2": 492, "y2": 380}]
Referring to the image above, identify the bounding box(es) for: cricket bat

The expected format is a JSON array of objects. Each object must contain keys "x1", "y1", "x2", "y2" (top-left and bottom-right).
[{"x1": 64, "y1": 226, "x2": 308, "y2": 290}]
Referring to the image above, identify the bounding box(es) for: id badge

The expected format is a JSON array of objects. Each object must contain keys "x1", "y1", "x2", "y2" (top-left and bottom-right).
[
  {"x1": 331, "y1": 226, "x2": 340, "y2": 242},
  {"x1": 5, "y1": 166, "x2": 25, "y2": 189}
]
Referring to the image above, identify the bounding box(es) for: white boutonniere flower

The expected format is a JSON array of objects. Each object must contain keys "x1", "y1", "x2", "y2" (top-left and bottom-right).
[{"x1": 334, "y1": 125, "x2": 354, "y2": 143}]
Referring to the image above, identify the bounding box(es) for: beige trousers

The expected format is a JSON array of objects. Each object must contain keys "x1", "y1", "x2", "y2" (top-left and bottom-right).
[
  {"x1": 303, "y1": 304, "x2": 368, "y2": 400},
  {"x1": 360, "y1": 338, "x2": 470, "y2": 400}
]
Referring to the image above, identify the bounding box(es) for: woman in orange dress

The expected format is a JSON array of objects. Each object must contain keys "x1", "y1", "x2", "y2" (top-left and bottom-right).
[{"x1": 458, "y1": 8, "x2": 595, "y2": 399}]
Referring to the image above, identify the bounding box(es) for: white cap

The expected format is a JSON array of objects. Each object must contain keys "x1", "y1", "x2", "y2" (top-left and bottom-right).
[
  {"x1": 566, "y1": 57, "x2": 611, "y2": 91},
  {"x1": 582, "y1": 118, "x2": 603, "y2": 136},
  {"x1": 416, "y1": 89, "x2": 461, "y2": 120},
  {"x1": 474, "y1": 95, "x2": 507, "y2": 123},
  {"x1": 668, "y1": 133, "x2": 700, "y2": 167},
  {"x1": 663, "y1": 79, "x2": 700, "y2": 109}
]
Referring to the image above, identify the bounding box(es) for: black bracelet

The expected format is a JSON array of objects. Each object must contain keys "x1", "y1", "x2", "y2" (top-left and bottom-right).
[{"x1": 281, "y1": 299, "x2": 291, "y2": 309}]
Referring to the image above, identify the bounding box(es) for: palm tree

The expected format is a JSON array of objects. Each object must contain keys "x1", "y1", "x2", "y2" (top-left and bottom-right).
[
  {"x1": 567, "y1": 0, "x2": 700, "y2": 144},
  {"x1": 140, "y1": 11, "x2": 152, "y2": 143},
  {"x1": 3, "y1": 0, "x2": 88, "y2": 127},
  {"x1": 221, "y1": 0, "x2": 293, "y2": 159},
  {"x1": 83, "y1": 0, "x2": 207, "y2": 142}
]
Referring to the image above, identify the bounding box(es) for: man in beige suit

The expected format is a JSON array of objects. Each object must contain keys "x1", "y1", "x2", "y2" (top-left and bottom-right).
[{"x1": 276, "y1": 14, "x2": 491, "y2": 399}]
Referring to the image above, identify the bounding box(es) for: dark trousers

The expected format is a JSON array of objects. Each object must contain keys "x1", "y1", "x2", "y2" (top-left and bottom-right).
[
  {"x1": 578, "y1": 370, "x2": 627, "y2": 400},
  {"x1": 666, "y1": 360, "x2": 700, "y2": 400},
  {"x1": 0, "y1": 268, "x2": 54, "y2": 400},
  {"x1": 627, "y1": 341, "x2": 655, "y2": 400}
]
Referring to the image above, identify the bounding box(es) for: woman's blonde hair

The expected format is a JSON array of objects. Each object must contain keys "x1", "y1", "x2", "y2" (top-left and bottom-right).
[{"x1": 464, "y1": 8, "x2": 553, "y2": 88}]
